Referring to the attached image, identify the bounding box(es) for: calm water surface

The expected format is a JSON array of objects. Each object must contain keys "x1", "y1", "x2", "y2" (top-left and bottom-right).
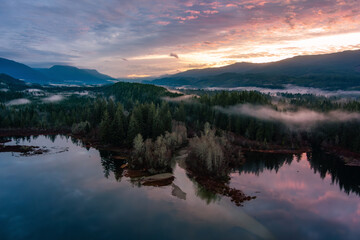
[{"x1": 0, "y1": 135, "x2": 359, "y2": 240}]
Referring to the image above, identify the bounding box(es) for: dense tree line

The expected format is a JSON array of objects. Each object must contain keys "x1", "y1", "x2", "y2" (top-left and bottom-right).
[
  {"x1": 101, "y1": 82, "x2": 179, "y2": 109},
  {"x1": 279, "y1": 93, "x2": 360, "y2": 112},
  {"x1": 0, "y1": 96, "x2": 98, "y2": 129},
  {"x1": 0, "y1": 82, "x2": 177, "y2": 144},
  {"x1": 0, "y1": 91, "x2": 26, "y2": 102},
  {"x1": 309, "y1": 120, "x2": 360, "y2": 152},
  {"x1": 198, "y1": 90, "x2": 270, "y2": 106},
  {"x1": 98, "y1": 101, "x2": 173, "y2": 145},
  {"x1": 2, "y1": 82, "x2": 360, "y2": 157},
  {"x1": 172, "y1": 92, "x2": 294, "y2": 146}
]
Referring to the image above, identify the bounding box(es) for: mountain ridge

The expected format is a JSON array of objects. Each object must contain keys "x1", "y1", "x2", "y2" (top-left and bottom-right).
[
  {"x1": 36, "y1": 65, "x2": 115, "y2": 84},
  {"x1": 0, "y1": 58, "x2": 51, "y2": 83},
  {"x1": 150, "y1": 49, "x2": 360, "y2": 90},
  {"x1": 0, "y1": 58, "x2": 116, "y2": 85}
]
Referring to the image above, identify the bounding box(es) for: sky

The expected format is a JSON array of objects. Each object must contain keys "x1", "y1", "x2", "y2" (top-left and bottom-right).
[{"x1": 0, "y1": 0, "x2": 360, "y2": 78}]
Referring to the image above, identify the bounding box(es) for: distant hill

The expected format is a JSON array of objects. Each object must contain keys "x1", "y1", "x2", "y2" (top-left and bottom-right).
[
  {"x1": 0, "y1": 57, "x2": 116, "y2": 85},
  {"x1": 0, "y1": 73, "x2": 41, "y2": 91},
  {"x1": 0, "y1": 73, "x2": 26, "y2": 87},
  {"x1": 151, "y1": 50, "x2": 360, "y2": 90},
  {"x1": 36, "y1": 65, "x2": 115, "y2": 84},
  {"x1": 0, "y1": 58, "x2": 50, "y2": 83}
]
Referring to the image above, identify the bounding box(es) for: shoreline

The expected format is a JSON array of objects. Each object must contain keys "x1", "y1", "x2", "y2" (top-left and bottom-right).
[
  {"x1": 2, "y1": 129, "x2": 359, "y2": 208},
  {"x1": 2, "y1": 128, "x2": 359, "y2": 166}
]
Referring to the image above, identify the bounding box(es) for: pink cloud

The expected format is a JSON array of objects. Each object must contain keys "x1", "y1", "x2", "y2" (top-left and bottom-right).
[
  {"x1": 244, "y1": 5, "x2": 255, "y2": 9},
  {"x1": 177, "y1": 15, "x2": 198, "y2": 21},
  {"x1": 183, "y1": 1, "x2": 195, "y2": 7},
  {"x1": 203, "y1": 10, "x2": 219, "y2": 14},
  {"x1": 226, "y1": 4, "x2": 238, "y2": 8},
  {"x1": 156, "y1": 21, "x2": 171, "y2": 25},
  {"x1": 185, "y1": 10, "x2": 201, "y2": 15},
  {"x1": 199, "y1": 1, "x2": 223, "y2": 9}
]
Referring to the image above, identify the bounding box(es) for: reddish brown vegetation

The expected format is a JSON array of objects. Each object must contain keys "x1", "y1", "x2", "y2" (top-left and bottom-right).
[
  {"x1": 323, "y1": 145, "x2": 360, "y2": 167},
  {"x1": 187, "y1": 170, "x2": 255, "y2": 206}
]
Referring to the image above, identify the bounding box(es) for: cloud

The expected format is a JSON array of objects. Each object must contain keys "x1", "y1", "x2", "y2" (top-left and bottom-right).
[
  {"x1": 163, "y1": 94, "x2": 197, "y2": 103},
  {"x1": 225, "y1": 52, "x2": 278, "y2": 59},
  {"x1": 127, "y1": 74, "x2": 150, "y2": 78},
  {"x1": 185, "y1": 10, "x2": 200, "y2": 15},
  {"x1": 6, "y1": 98, "x2": 31, "y2": 106},
  {"x1": 203, "y1": 10, "x2": 219, "y2": 14},
  {"x1": 156, "y1": 21, "x2": 171, "y2": 25},
  {"x1": 216, "y1": 104, "x2": 360, "y2": 130},
  {"x1": 170, "y1": 52, "x2": 179, "y2": 59},
  {"x1": 43, "y1": 95, "x2": 64, "y2": 103},
  {"x1": 203, "y1": 85, "x2": 360, "y2": 97},
  {"x1": 0, "y1": 0, "x2": 359, "y2": 77}
]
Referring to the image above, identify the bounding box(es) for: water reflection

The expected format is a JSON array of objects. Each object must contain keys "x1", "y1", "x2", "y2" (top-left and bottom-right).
[
  {"x1": 1, "y1": 135, "x2": 359, "y2": 240},
  {"x1": 236, "y1": 152, "x2": 295, "y2": 175},
  {"x1": 236, "y1": 151, "x2": 360, "y2": 196},
  {"x1": 308, "y1": 151, "x2": 360, "y2": 196},
  {"x1": 192, "y1": 181, "x2": 219, "y2": 204},
  {"x1": 98, "y1": 150, "x2": 125, "y2": 182},
  {"x1": 231, "y1": 152, "x2": 360, "y2": 240}
]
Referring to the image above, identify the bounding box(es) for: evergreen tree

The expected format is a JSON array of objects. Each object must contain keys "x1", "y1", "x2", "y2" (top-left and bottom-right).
[
  {"x1": 99, "y1": 111, "x2": 112, "y2": 142},
  {"x1": 127, "y1": 114, "x2": 140, "y2": 144},
  {"x1": 112, "y1": 104, "x2": 126, "y2": 144}
]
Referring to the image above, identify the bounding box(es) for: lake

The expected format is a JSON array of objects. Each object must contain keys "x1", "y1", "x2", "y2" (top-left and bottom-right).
[{"x1": 0, "y1": 135, "x2": 359, "y2": 240}]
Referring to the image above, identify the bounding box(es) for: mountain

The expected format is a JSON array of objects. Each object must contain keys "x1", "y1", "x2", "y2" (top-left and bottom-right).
[
  {"x1": 0, "y1": 57, "x2": 116, "y2": 84},
  {"x1": 151, "y1": 50, "x2": 360, "y2": 90},
  {"x1": 0, "y1": 73, "x2": 26, "y2": 86},
  {"x1": 0, "y1": 58, "x2": 50, "y2": 83},
  {"x1": 36, "y1": 65, "x2": 116, "y2": 84},
  {"x1": 173, "y1": 62, "x2": 266, "y2": 78},
  {"x1": 0, "y1": 73, "x2": 42, "y2": 91}
]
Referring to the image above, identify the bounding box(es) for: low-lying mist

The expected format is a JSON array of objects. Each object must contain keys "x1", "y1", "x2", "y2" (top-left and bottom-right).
[
  {"x1": 163, "y1": 94, "x2": 197, "y2": 102},
  {"x1": 42, "y1": 95, "x2": 64, "y2": 103},
  {"x1": 6, "y1": 98, "x2": 31, "y2": 106},
  {"x1": 216, "y1": 104, "x2": 360, "y2": 130},
  {"x1": 199, "y1": 85, "x2": 360, "y2": 97}
]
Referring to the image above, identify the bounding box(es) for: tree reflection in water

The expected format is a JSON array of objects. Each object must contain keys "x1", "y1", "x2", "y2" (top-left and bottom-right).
[
  {"x1": 235, "y1": 151, "x2": 360, "y2": 196},
  {"x1": 99, "y1": 150, "x2": 126, "y2": 182}
]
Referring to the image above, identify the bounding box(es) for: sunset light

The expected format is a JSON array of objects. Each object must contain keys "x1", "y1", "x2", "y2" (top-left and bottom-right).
[
  {"x1": 1, "y1": 1, "x2": 360, "y2": 239},
  {"x1": 1, "y1": 0, "x2": 359, "y2": 77}
]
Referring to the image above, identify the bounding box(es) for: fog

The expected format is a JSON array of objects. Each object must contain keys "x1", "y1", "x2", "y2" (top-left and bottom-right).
[
  {"x1": 24, "y1": 89, "x2": 43, "y2": 93},
  {"x1": 6, "y1": 98, "x2": 31, "y2": 106},
  {"x1": 216, "y1": 104, "x2": 360, "y2": 130},
  {"x1": 73, "y1": 91, "x2": 89, "y2": 96},
  {"x1": 43, "y1": 95, "x2": 64, "y2": 102},
  {"x1": 163, "y1": 94, "x2": 197, "y2": 102},
  {"x1": 184, "y1": 85, "x2": 360, "y2": 97}
]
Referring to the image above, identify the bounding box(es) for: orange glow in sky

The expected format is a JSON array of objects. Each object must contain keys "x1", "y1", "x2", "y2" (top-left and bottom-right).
[{"x1": 1, "y1": 0, "x2": 360, "y2": 77}]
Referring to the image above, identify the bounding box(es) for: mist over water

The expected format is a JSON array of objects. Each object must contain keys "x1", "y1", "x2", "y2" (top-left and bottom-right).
[{"x1": 217, "y1": 104, "x2": 360, "y2": 129}]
